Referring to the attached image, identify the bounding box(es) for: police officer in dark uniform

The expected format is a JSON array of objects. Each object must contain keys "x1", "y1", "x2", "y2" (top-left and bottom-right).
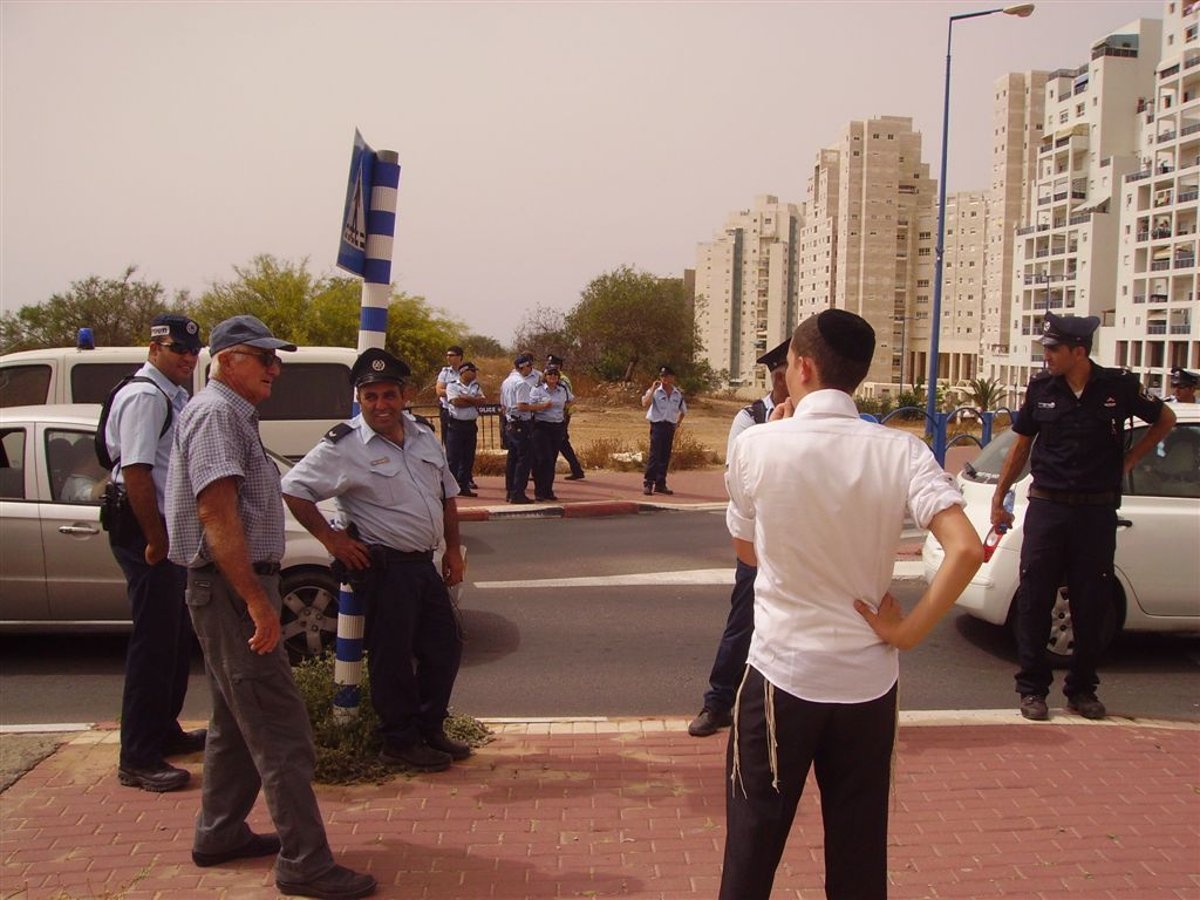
[
  {"x1": 990, "y1": 313, "x2": 1175, "y2": 721},
  {"x1": 281, "y1": 348, "x2": 468, "y2": 772},
  {"x1": 1168, "y1": 367, "x2": 1198, "y2": 404}
]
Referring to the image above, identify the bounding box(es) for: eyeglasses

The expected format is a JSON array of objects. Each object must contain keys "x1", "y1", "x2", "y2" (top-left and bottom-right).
[
  {"x1": 157, "y1": 341, "x2": 201, "y2": 357},
  {"x1": 233, "y1": 349, "x2": 283, "y2": 368}
]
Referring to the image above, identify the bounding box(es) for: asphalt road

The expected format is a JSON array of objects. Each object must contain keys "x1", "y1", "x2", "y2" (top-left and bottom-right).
[{"x1": 1, "y1": 511, "x2": 1197, "y2": 725}]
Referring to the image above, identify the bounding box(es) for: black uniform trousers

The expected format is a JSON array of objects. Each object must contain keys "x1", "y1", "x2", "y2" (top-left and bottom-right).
[
  {"x1": 721, "y1": 667, "x2": 897, "y2": 900},
  {"x1": 1015, "y1": 497, "x2": 1116, "y2": 700},
  {"x1": 558, "y1": 413, "x2": 585, "y2": 478},
  {"x1": 643, "y1": 420, "x2": 677, "y2": 488},
  {"x1": 532, "y1": 420, "x2": 565, "y2": 498},
  {"x1": 702, "y1": 558, "x2": 756, "y2": 715},
  {"x1": 444, "y1": 418, "x2": 477, "y2": 492},
  {"x1": 505, "y1": 419, "x2": 534, "y2": 499},
  {"x1": 361, "y1": 555, "x2": 462, "y2": 750},
  {"x1": 111, "y1": 532, "x2": 193, "y2": 768}
]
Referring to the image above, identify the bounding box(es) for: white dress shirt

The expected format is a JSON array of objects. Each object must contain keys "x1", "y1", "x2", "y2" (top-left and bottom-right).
[{"x1": 725, "y1": 389, "x2": 963, "y2": 704}]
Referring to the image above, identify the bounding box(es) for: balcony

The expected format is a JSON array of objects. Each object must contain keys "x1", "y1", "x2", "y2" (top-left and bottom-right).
[
  {"x1": 1158, "y1": 131, "x2": 1178, "y2": 143},
  {"x1": 1134, "y1": 294, "x2": 1147, "y2": 304},
  {"x1": 1068, "y1": 213, "x2": 1093, "y2": 226},
  {"x1": 1161, "y1": 64, "x2": 1181, "y2": 79},
  {"x1": 1177, "y1": 255, "x2": 1197, "y2": 268},
  {"x1": 1151, "y1": 259, "x2": 1173, "y2": 270},
  {"x1": 1183, "y1": 122, "x2": 1200, "y2": 136},
  {"x1": 1053, "y1": 191, "x2": 1069, "y2": 202},
  {"x1": 1035, "y1": 249, "x2": 1051, "y2": 258},
  {"x1": 1179, "y1": 189, "x2": 1199, "y2": 202},
  {"x1": 1038, "y1": 195, "x2": 1052, "y2": 206},
  {"x1": 1150, "y1": 293, "x2": 1169, "y2": 302},
  {"x1": 1137, "y1": 230, "x2": 1150, "y2": 241},
  {"x1": 1126, "y1": 170, "x2": 1153, "y2": 182},
  {"x1": 1171, "y1": 323, "x2": 1192, "y2": 333},
  {"x1": 1146, "y1": 323, "x2": 1168, "y2": 334}
]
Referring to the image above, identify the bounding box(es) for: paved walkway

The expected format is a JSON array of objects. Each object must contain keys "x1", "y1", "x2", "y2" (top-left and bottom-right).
[{"x1": 1, "y1": 714, "x2": 1197, "y2": 898}]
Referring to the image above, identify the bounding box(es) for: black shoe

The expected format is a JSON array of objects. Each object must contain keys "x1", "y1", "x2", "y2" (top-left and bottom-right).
[
  {"x1": 378, "y1": 740, "x2": 452, "y2": 772},
  {"x1": 1066, "y1": 692, "x2": 1106, "y2": 720},
  {"x1": 654, "y1": 485, "x2": 674, "y2": 495},
  {"x1": 458, "y1": 489, "x2": 478, "y2": 498},
  {"x1": 534, "y1": 494, "x2": 559, "y2": 502},
  {"x1": 469, "y1": 481, "x2": 478, "y2": 489},
  {"x1": 564, "y1": 473, "x2": 585, "y2": 481},
  {"x1": 642, "y1": 485, "x2": 653, "y2": 496},
  {"x1": 688, "y1": 708, "x2": 733, "y2": 737},
  {"x1": 509, "y1": 494, "x2": 533, "y2": 505},
  {"x1": 193, "y1": 832, "x2": 281, "y2": 867},
  {"x1": 1019, "y1": 695, "x2": 1049, "y2": 721},
  {"x1": 164, "y1": 728, "x2": 207, "y2": 756},
  {"x1": 118, "y1": 761, "x2": 190, "y2": 792},
  {"x1": 277, "y1": 864, "x2": 377, "y2": 899},
  {"x1": 424, "y1": 730, "x2": 472, "y2": 761}
]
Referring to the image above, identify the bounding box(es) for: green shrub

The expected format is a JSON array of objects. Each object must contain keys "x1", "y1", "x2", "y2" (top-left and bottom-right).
[
  {"x1": 292, "y1": 652, "x2": 492, "y2": 784},
  {"x1": 670, "y1": 430, "x2": 719, "y2": 470}
]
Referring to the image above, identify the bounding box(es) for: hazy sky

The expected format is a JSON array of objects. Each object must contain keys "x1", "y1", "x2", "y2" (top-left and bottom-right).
[{"x1": 1, "y1": 0, "x2": 1166, "y2": 344}]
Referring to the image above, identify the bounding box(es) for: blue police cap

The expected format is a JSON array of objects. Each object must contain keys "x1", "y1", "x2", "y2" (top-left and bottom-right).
[
  {"x1": 1171, "y1": 367, "x2": 1199, "y2": 388},
  {"x1": 514, "y1": 353, "x2": 534, "y2": 367},
  {"x1": 1040, "y1": 312, "x2": 1099, "y2": 348},
  {"x1": 351, "y1": 348, "x2": 411, "y2": 387},
  {"x1": 149, "y1": 314, "x2": 203, "y2": 350},
  {"x1": 756, "y1": 338, "x2": 790, "y2": 371}
]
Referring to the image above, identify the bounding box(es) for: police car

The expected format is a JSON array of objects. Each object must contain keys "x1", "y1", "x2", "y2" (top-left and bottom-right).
[
  {"x1": 922, "y1": 403, "x2": 1200, "y2": 663},
  {"x1": 0, "y1": 404, "x2": 342, "y2": 663}
]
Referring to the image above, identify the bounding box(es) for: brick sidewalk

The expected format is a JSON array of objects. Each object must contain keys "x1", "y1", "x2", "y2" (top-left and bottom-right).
[{"x1": 2, "y1": 716, "x2": 1197, "y2": 898}]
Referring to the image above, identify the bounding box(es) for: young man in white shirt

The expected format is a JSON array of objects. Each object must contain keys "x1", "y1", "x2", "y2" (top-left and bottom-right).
[{"x1": 720, "y1": 309, "x2": 983, "y2": 899}]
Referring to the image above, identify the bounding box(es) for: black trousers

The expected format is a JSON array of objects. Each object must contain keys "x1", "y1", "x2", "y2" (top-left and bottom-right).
[
  {"x1": 559, "y1": 414, "x2": 584, "y2": 478},
  {"x1": 703, "y1": 558, "x2": 756, "y2": 714},
  {"x1": 504, "y1": 420, "x2": 533, "y2": 498},
  {"x1": 720, "y1": 667, "x2": 897, "y2": 900},
  {"x1": 532, "y1": 421, "x2": 565, "y2": 498},
  {"x1": 361, "y1": 557, "x2": 462, "y2": 749},
  {"x1": 444, "y1": 418, "x2": 477, "y2": 491},
  {"x1": 111, "y1": 533, "x2": 193, "y2": 768},
  {"x1": 1015, "y1": 497, "x2": 1116, "y2": 699},
  {"x1": 643, "y1": 420, "x2": 676, "y2": 487}
]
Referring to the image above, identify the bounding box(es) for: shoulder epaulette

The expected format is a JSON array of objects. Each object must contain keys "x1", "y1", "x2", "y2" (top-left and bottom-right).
[
  {"x1": 410, "y1": 413, "x2": 435, "y2": 432},
  {"x1": 324, "y1": 422, "x2": 354, "y2": 443}
]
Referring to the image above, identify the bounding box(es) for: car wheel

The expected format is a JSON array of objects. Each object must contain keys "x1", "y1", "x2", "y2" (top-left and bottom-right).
[
  {"x1": 279, "y1": 568, "x2": 339, "y2": 665},
  {"x1": 1009, "y1": 582, "x2": 1121, "y2": 669}
]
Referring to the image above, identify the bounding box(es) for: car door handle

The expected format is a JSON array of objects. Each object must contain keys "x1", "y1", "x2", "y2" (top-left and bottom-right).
[
  {"x1": 1116, "y1": 518, "x2": 1133, "y2": 528},
  {"x1": 58, "y1": 524, "x2": 100, "y2": 535}
]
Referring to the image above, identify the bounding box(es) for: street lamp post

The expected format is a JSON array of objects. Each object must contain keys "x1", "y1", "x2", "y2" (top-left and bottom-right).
[{"x1": 926, "y1": 4, "x2": 1035, "y2": 433}]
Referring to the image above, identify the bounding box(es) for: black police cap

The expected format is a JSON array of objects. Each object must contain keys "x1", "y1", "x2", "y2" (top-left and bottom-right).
[
  {"x1": 756, "y1": 338, "x2": 790, "y2": 371},
  {"x1": 150, "y1": 314, "x2": 203, "y2": 350},
  {"x1": 1171, "y1": 367, "x2": 1199, "y2": 388},
  {"x1": 659, "y1": 365, "x2": 676, "y2": 377},
  {"x1": 1040, "y1": 312, "x2": 1099, "y2": 347},
  {"x1": 514, "y1": 353, "x2": 534, "y2": 367},
  {"x1": 351, "y1": 348, "x2": 411, "y2": 387},
  {"x1": 546, "y1": 353, "x2": 564, "y2": 366}
]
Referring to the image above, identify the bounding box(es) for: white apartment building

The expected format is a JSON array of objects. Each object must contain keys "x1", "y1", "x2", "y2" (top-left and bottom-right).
[
  {"x1": 934, "y1": 191, "x2": 989, "y2": 387},
  {"x1": 1112, "y1": 0, "x2": 1200, "y2": 395},
  {"x1": 693, "y1": 194, "x2": 801, "y2": 392},
  {"x1": 1004, "y1": 18, "x2": 1163, "y2": 394}
]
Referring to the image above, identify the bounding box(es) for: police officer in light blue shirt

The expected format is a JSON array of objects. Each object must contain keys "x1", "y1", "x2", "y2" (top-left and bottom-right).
[
  {"x1": 281, "y1": 347, "x2": 469, "y2": 774},
  {"x1": 641, "y1": 365, "x2": 687, "y2": 495},
  {"x1": 104, "y1": 313, "x2": 206, "y2": 792},
  {"x1": 444, "y1": 362, "x2": 485, "y2": 496},
  {"x1": 435, "y1": 345, "x2": 463, "y2": 444},
  {"x1": 529, "y1": 366, "x2": 573, "y2": 501},
  {"x1": 500, "y1": 353, "x2": 538, "y2": 503}
]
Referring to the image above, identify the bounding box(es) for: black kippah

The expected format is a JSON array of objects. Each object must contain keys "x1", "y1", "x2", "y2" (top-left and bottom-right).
[{"x1": 817, "y1": 310, "x2": 875, "y2": 364}]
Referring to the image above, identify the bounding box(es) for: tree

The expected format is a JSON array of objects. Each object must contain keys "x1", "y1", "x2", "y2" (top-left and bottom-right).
[
  {"x1": 564, "y1": 265, "x2": 700, "y2": 386},
  {"x1": 461, "y1": 333, "x2": 506, "y2": 358},
  {"x1": 965, "y1": 376, "x2": 1004, "y2": 411},
  {"x1": 512, "y1": 304, "x2": 572, "y2": 360},
  {"x1": 0, "y1": 266, "x2": 179, "y2": 353}
]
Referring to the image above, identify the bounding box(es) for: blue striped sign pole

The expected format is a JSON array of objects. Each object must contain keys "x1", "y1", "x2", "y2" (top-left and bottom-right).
[{"x1": 333, "y1": 148, "x2": 400, "y2": 722}]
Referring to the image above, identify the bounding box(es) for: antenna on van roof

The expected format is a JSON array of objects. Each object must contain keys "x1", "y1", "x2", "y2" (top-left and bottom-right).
[{"x1": 77, "y1": 328, "x2": 95, "y2": 351}]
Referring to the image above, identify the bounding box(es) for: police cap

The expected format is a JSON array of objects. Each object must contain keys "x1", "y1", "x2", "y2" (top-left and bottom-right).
[
  {"x1": 514, "y1": 352, "x2": 534, "y2": 367},
  {"x1": 756, "y1": 338, "x2": 790, "y2": 372},
  {"x1": 1171, "y1": 367, "x2": 1199, "y2": 388},
  {"x1": 351, "y1": 348, "x2": 411, "y2": 388},
  {"x1": 659, "y1": 365, "x2": 676, "y2": 377},
  {"x1": 458, "y1": 361, "x2": 477, "y2": 374},
  {"x1": 150, "y1": 313, "x2": 203, "y2": 351},
  {"x1": 1040, "y1": 312, "x2": 1099, "y2": 348},
  {"x1": 546, "y1": 353, "x2": 564, "y2": 367}
]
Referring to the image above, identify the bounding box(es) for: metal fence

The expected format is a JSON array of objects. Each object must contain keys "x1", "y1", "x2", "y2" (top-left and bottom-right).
[{"x1": 859, "y1": 406, "x2": 1015, "y2": 466}]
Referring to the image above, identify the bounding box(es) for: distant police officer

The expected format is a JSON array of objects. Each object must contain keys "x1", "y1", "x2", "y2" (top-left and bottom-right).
[
  {"x1": 435, "y1": 346, "x2": 464, "y2": 444},
  {"x1": 281, "y1": 348, "x2": 468, "y2": 773},
  {"x1": 689, "y1": 338, "x2": 789, "y2": 738},
  {"x1": 547, "y1": 354, "x2": 586, "y2": 480},
  {"x1": 500, "y1": 353, "x2": 538, "y2": 504},
  {"x1": 1169, "y1": 367, "x2": 1198, "y2": 404},
  {"x1": 105, "y1": 314, "x2": 206, "y2": 792},
  {"x1": 529, "y1": 365, "x2": 573, "y2": 502},
  {"x1": 991, "y1": 313, "x2": 1175, "y2": 721},
  {"x1": 444, "y1": 361, "x2": 486, "y2": 496},
  {"x1": 641, "y1": 365, "x2": 687, "y2": 495}
]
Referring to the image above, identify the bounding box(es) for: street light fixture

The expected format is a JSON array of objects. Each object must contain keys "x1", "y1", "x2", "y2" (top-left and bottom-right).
[{"x1": 925, "y1": 3, "x2": 1035, "y2": 433}]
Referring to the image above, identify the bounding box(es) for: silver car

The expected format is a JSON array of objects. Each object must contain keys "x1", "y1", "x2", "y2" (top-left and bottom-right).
[{"x1": 0, "y1": 404, "x2": 341, "y2": 663}]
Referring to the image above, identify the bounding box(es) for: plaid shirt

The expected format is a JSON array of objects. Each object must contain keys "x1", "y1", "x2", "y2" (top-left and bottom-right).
[{"x1": 166, "y1": 379, "x2": 285, "y2": 567}]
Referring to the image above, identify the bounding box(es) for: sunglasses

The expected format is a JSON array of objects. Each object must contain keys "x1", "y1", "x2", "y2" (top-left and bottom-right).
[
  {"x1": 233, "y1": 349, "x2": 283, "y2": 368},
  {"x1": 157, "y1": 341, "x2": 201, "y2": 357}
]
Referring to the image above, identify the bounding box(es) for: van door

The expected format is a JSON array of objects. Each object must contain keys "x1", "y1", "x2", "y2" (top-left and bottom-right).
[
  {"x1": 0, "y1": 363, "x2": 54, "y2": 408},
  {"x1": 256, "y1": 362, "x2": 354, "y2": 459},
  {"x1": 0, "y1": 425, "x2": 50, "y2": 620}
]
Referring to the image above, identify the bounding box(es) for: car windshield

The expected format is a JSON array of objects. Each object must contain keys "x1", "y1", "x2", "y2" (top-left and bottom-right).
[{"x1": 961, "y1": 428, "x2": 1031, "y2": 484}]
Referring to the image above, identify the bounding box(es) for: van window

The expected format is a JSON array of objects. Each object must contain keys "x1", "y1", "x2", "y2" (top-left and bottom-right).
[
  {"x1": 257, "y1": 364, "x2": 353, "y2": 422},
  {"x1": 0, "y1": 428, "x2": 26, "y2": 499},
  {"x1": 1125, "y1": 423, "x2": 1200, "y2": 499},
  {"x1": 71, "y1": 362, "x2": 144, "y2": 403},
  {"x1": 47, "y1": 429, "x2": 107, "y2": 504},
  {"x1": 961, "y1": 429, "x2": 1032, "y2": 484},
  {"x1": 0, "y1": 365, "x2": 51, "y2": 408}
]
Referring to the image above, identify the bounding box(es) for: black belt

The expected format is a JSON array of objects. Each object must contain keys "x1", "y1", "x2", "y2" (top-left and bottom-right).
[
  {"x1": 194, "y1": 561, "x2": 280, "y2": 576},
  {"x1": 373, "y1": 546, "x2": 434, "y2": 563},
  {"x1": 1029, "y1": 487, "x2": 1117, "y2": 506}
]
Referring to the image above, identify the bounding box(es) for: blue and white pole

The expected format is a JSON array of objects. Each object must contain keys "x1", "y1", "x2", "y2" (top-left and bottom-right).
[{"x1": 332, "y1": 148, "x2": 401, "y2": 722}]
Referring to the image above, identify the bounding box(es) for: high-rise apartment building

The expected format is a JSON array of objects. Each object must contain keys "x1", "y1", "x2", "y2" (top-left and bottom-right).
[
  {"x1": 693, "y1": 194, "x2": 801, "y2": 391},
  {"x1": 935, "y1": 191, "x2": 990, "y2": 385},
  {"x1": 1112, "y1": 0, "x2": 1199, "y2": 394}
]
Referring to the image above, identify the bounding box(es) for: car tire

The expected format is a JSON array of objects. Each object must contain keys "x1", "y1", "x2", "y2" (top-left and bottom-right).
[
  {"x1": 1008, "y1": 582, "x2": 1122, "y2": 669},
  {"x1": 279, "y1": 567, "x2": 339, "y2": 666}
]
